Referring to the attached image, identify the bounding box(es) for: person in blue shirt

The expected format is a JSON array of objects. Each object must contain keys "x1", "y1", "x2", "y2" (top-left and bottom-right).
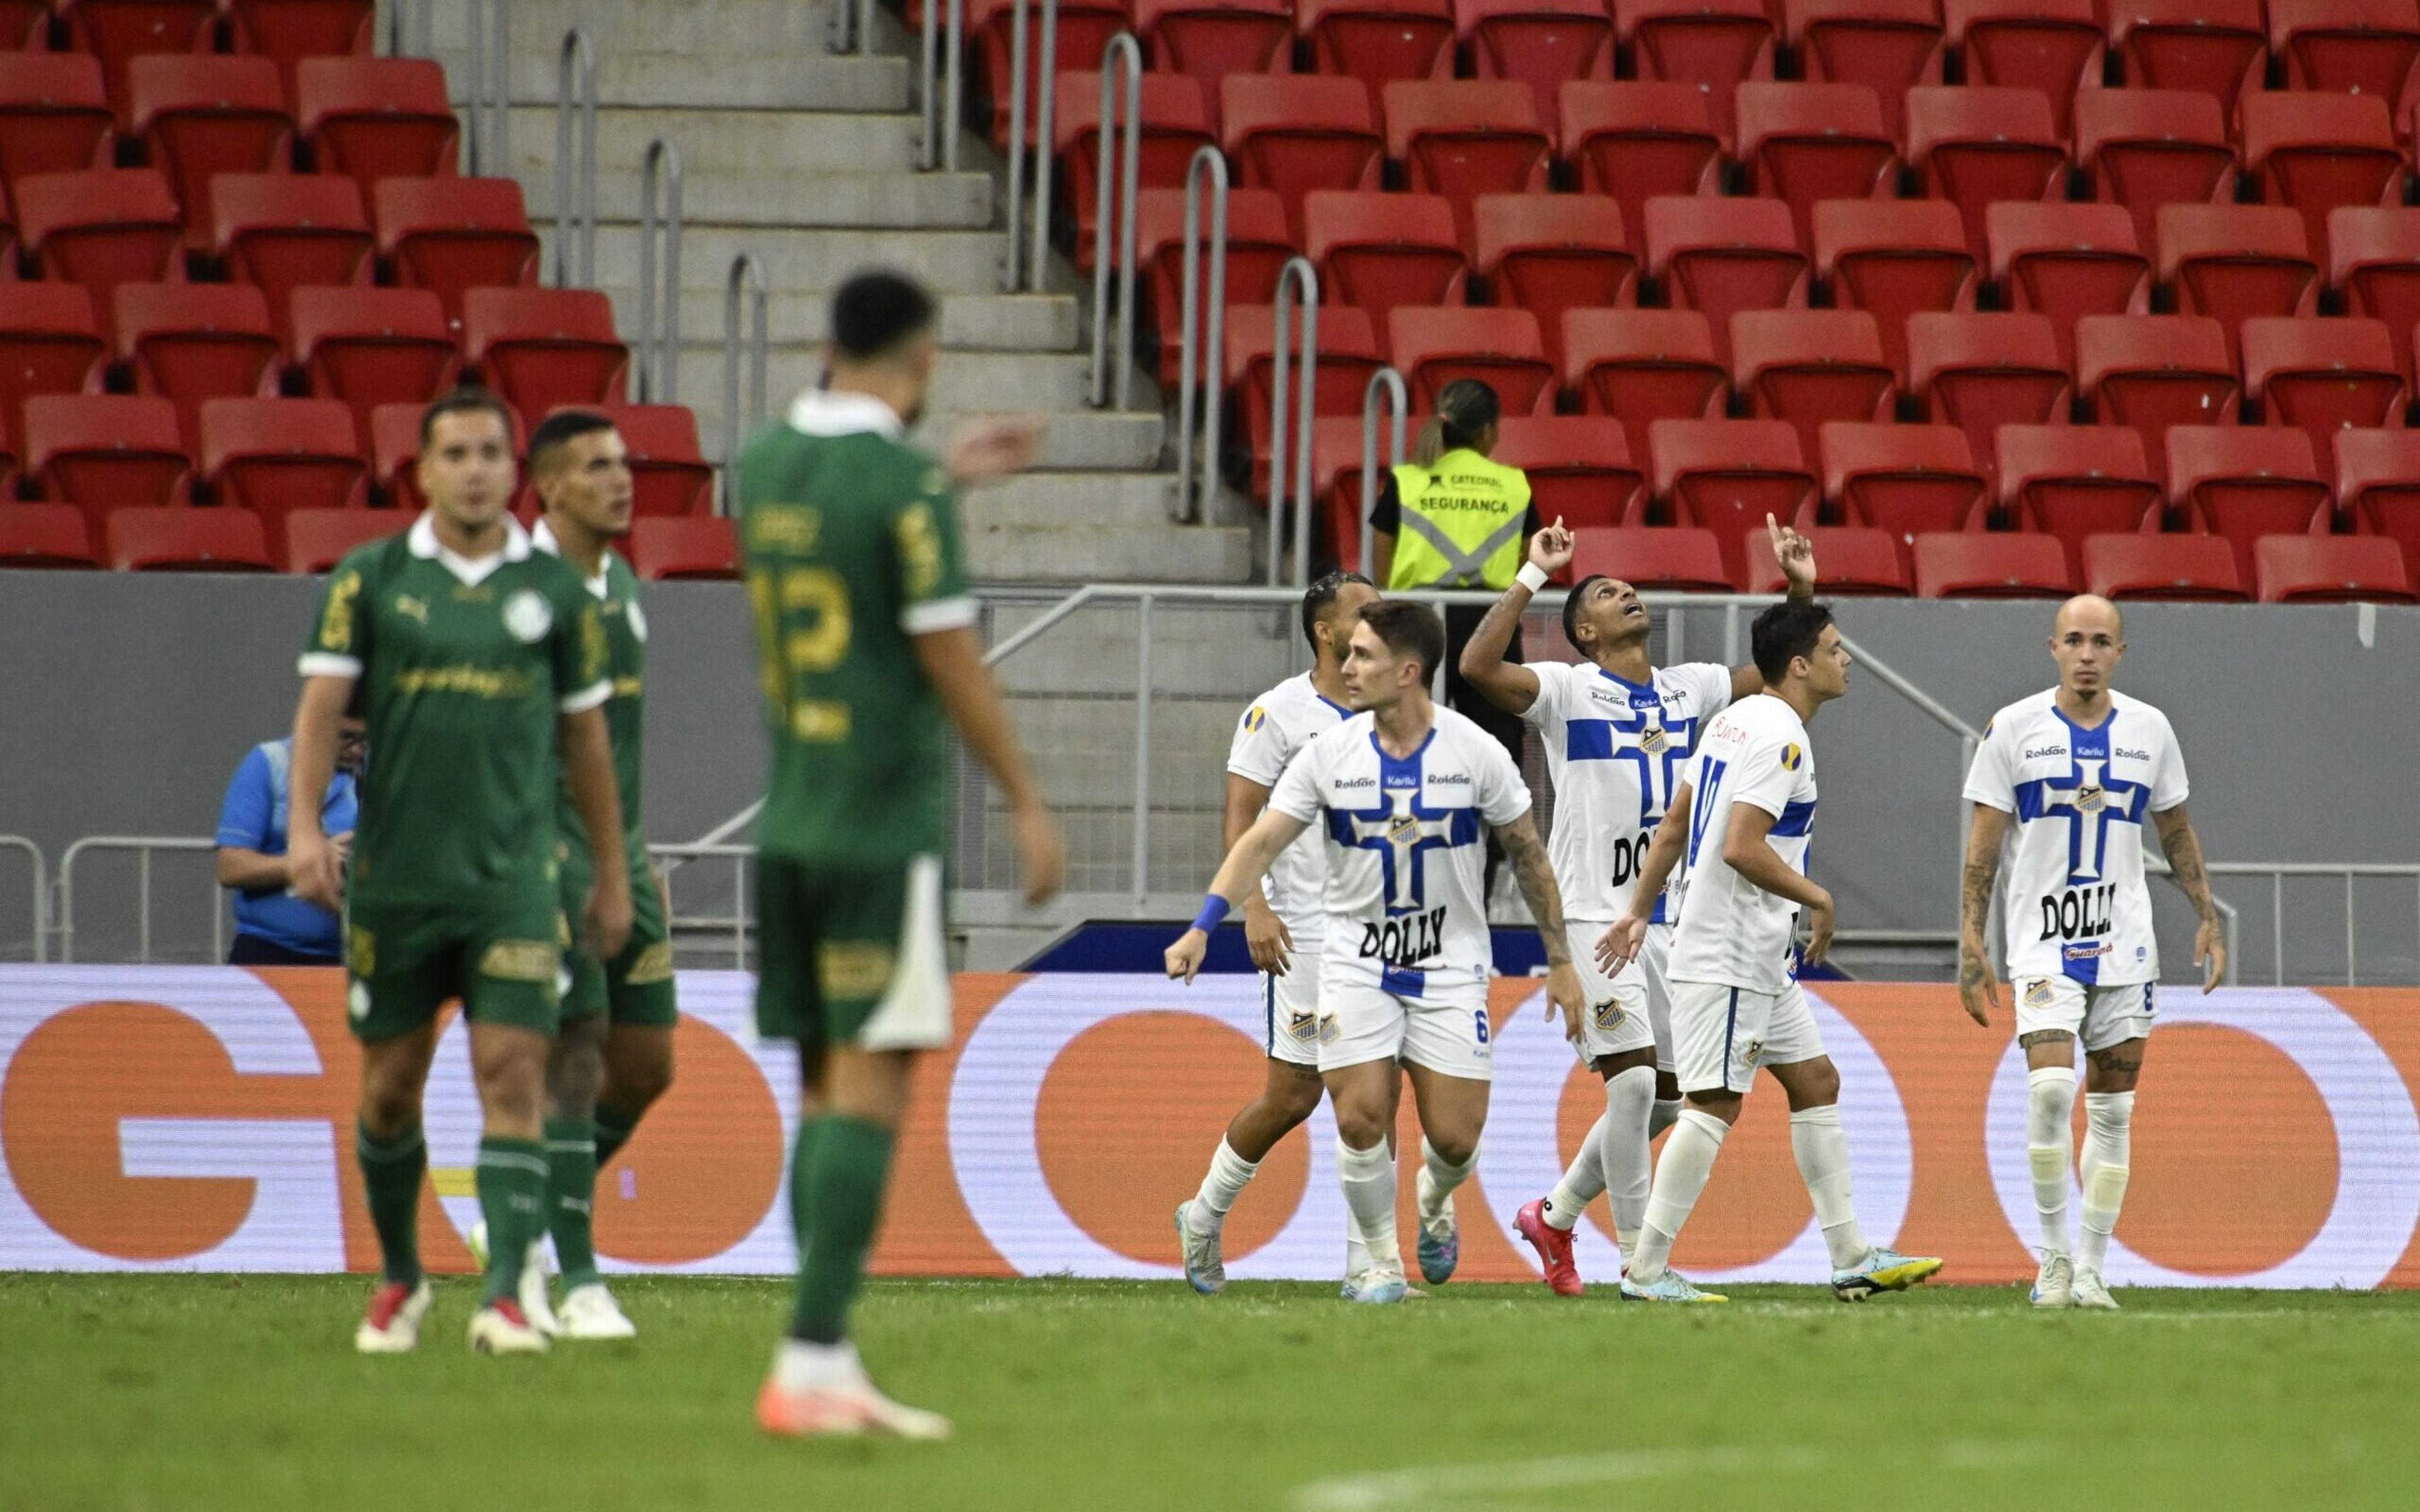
[{"x1": 216, "y1": 718, "x2": 366, "y2": 965}]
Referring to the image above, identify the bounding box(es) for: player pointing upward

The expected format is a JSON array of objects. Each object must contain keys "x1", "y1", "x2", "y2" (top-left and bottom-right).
[{"x1": 1959, "y1": 594, "x2": 2224, "y2": 1312}]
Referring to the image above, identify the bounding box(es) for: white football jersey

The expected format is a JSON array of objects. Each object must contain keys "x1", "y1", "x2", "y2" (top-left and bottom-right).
[
  {"x1": 1667, "y1": 694, "x2": 1819, "y2": 995},
  {"x1": 1268, "y1": 705, "x2": 1531, "y2": 995},
  {"x1": 1963, "y1": 688, "x2": 2189, "y2": 987},
  {"x1": 1226, "y1": 672, "x2": 1354, "y2": 948},
  {"x1": 1521, "y1": 659, "x2": 1733, "y2": 923}
]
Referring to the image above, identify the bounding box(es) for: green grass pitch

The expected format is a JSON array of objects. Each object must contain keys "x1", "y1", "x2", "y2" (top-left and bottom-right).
[{"x1": 6, "y1": 1275, "x2": 2419, "y2": 1511}]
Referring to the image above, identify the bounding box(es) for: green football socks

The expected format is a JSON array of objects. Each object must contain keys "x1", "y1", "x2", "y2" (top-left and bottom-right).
[
  {"x1": 475, "y1": 1135, "x2": 549, "y2": 1305},
  {"x1": 544, "y1": 1116, "x2": 601, "y2": 1291},
  {"x1": 788, "y1": 1114, "x2": 896, "y2": 1345},
  {"x1": 592, "y1": 1103, "x2": 642, "y2": 1169},
  {"x1": 355, "y1": 1120, "x2": 426, "y2": 1287}
]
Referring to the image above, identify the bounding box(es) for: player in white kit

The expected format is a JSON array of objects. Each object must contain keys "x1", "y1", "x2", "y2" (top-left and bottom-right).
[
  {"x1": 1957, "y1": 594, "x2": 2225, "y2": 1312},
  {"x1": 1457, "y1": 514, "x2": 1818, "y2": 1293},
  {"x1": 1167, "y1": 601, "x2": 1586, "y2": 1303},
  {"x1": 1173, "y1": 571, "x2": 1381, "y2": 1293},
  {"x1": 1601, "y1": 601, "x2": 1943, "y2": 1303}
]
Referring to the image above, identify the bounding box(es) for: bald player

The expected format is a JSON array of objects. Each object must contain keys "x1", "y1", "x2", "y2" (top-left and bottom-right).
[{"x1": 1958, "y1": 595, "x2": 2225, "y2": 1311}]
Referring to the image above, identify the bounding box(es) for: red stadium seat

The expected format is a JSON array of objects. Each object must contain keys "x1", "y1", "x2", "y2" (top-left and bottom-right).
[
  {"x1": 2255, "y1": 531, "x2": 2418, "y2": 600},
  {"x1": 1492, "y1": 415, "x2": 1643, "y2": 528},
  {"x1": 2075, "y1": 314, "x2": 2238, "y2": 483},
  {"x1": 1472, "y1": 193, "x2": 1636, "y2": 369},
  {"x1": 106, "y1": 505, "x2": 275, "y2": 573},
  {"x1": 1570, "y1": 524, "x2": 1736, "y2": 591},
  {"x1": 1729, "y1": 308, "x2": 1896, "y2": 459},
  {"x1": 970, "y1": 0, "x2": 1132, "y2": 149},
  {"x1": 1300, "y1": 0, "x2": 1458, "y2": 93},
  {"x1": 1819, "y1": 421, "x2": 1988, "y2": 564},
  {"x1": 1741, "y1": 522, "x2": 1912, "y2": 593},
  {"x1": 24, "y1": 394, "x2": 192, "y2": 539},
  {"x1": 1459, "y1": 0, "x2": 1618, "y2": 131},
  {"x1": 1136, "y1": 186, "x2": 1295, "y2": 389},
  {"x1": 290, "y1": 287, "x2": 459, "y2": 444},
  {"x1": 294, "y1": 58, "x2": 458, "y2": 193},
  {"x1": 463, "y1": 289, "x2": 628, "y2": 418},
  {"x1": 2156, "y1": 205, "x2": 2319, "y2": 364},
  {"x1": 209, "y1": 173, "x2": 374, "y2": 340},
  {"x1": 1313, "y1": 413, "x2": 1410, "y2": 570},
  {"x1": 1221, "y1": 76, "x2": 1384, "y2": 240},
  {"x1": 2240, "y1": 91, "x2": 2404, "y2": 254},
  {"x1": 2075, "y1": 88, "x2": 2235, "y2": 249},
  {"x1": 1388, "y1": 305, "x2": 1557, "y2": 414},
  {"x1": 1560, "y1": 307, "x2": 1728, "y2": 464},
  {"x1": 1224, "y1": 302, "x2": 1384, "y2": 498},
  {"x1": 2082, "y1": 530, "x2": 2249, "y2": 600},
  {"x1": 1906, "y1": 312, "x2": 2073, "y2": 483},
  {"x1": 1303, "y1": 190, "x2": 1469, "y2": 352},
  {"x1": 0, "y1": 54, "x2": 114, "y2": 227},
  {"x1": 0, "y1": 284, "x2": 108, "y2": 422},
  {"x1": 1996, "y1": 423, "x2": 2165, "y2": 577},
  {"x1": 1648, "y1": 417, "x2": 1817, "y2": 581},
  {"x1": 1911, "y1": 529, "x2": 2075, "y2": 597},
  {"x1": 1383, "y1": 81, "x2": 1553, "y2": 249},
  {"x1": 2239, "y1": 316, "x2": 2406, "y2": 484},
  {"x1": 1942, "y1": 0, "x2": 2102, "y2": 140},
  {"x1": 2167, "y1": 423, "x2": 2332, "y2": 584},
  {"x1": 628, "y1": 515, "x2": 741, "y2": 581},
  {"x1": 57, "y1": 0, "x2": 221, "y2": 106},
  {"x1": 1054, "y1": 71, "x2": 1216, "y2": 274},
  {"x1": 1734, "y1": 83, "x2": 1897, "y2": 252},
  {"x1": 1643, "y1": 195, "x2": 1807, "y2": 365},
  {"x1": 1987, "y1": 202, "x2": 2150, "y2": 370},
  {"x1": 0, "y1": 504, "x2": 99, "y2": 569},
  {"x1": 0, "y1": 0, "x2": 43, "y2": 46},
  {"x1": 198, "y1": 396, "x2": 368, "y2": 554},
  {"x1": 570, "y1": 403, "x2": 716, "y2": 518},
  {"x1": 115, "y1": 282, "x2": 280, "y2": 445},
  {"x1": 282, "y1": 505, "x2": 398, "y2": 573},
  {"x1": 2329, "y1": 207, "x2": 2420, "y2": 386},
  {"x1": 2336, "y1": 425, "x2": 2420, "y2": 576},
  {"x1": 1559, "y1": 81, "x2": 1724, "y2": 247},
  {"x1": 1813, "y1": 198, "x2": 1975, "y2": 384},
  {"x1": 374, "y1": 177, "x2": 543, "y2": 332},
  {"x1": 2269, "y1": 0, "x2": 2420, "y2": 118},
  {"x1": 1615, "y1": 0, "x2": 1777, "y2": 150},
  {"x1": 1137, "y1": 0, "x2": 1294, "y2": 108},
  {"x1": 13, "y1": 169, "x2": 183, "y2": 312},
  {"x1": 1904, "y1": 85, "x2": 2066, "y2": 265},
  {"x1": 1787, "y1": 0, "x2": 1945, "y2": 144},
  {"x1": 368, "y1": 399, "x2": 425, "y2": 510},
  {"x1": 225, "y1": 1, "x2": 379, "y2": 103},
  {"x1": 2104, "y1": 0, "x2": 2267, "y2": 117},
  {"x1": 125, "y1": 55, "x2": 294, "y2": 244}
]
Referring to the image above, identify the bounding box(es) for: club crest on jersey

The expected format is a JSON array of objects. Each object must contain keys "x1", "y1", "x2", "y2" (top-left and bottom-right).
[
  {"x1": 1591, "y1": 998, "x2": 1626, "y2": 1031},
  {"x1": 1639, "y1": 726, "x2": 1669, "y2": 756},
  {"x1": 1243, "y1": 705, "x2": 1267, "y2": 733},
  {"x1": 2071, "y1": 784, "x2": 2105, "y2": 813},
  {"x1": 503, "y1": 589, "x2": 553, "y2": 644},
  {"x1": 1780, "y1": 743, "x2": 1802, "y2": 770},
  {"x1": 2024, "y1": 980, "x2": 2054, "y2": 1008}
]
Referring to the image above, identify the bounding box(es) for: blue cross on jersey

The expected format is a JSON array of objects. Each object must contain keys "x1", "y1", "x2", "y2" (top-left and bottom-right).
[
  {"x1": 1564, "y1": 673, "x2": 1699, "y2": 829},
  {"x1": 1325, "y1": 737, "x2": 1480, "y2": 916},
  {"x1": 2013, "y1": 713, "x2": 2150, "y2": 886}
]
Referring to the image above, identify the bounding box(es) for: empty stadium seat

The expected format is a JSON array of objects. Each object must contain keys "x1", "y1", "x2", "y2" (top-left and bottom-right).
[
  {"x1": 1911, "y1": 530, "x2": 2075, "y2": 597},
  {"x1": 367, "y1": 399, "x2": 429, "y2": 511},
  {"x1": 1643, "y1": 195, "x2": 1807, "y2": 365},
  {"x1": 0, "y1": 0, "x2": 42, "y2": 47},
  {"x1": 2156, "y1": 205, "x2": 2319, "y2": 364},
  {"x1": 1558, "y1": 81, "x2": 1723, "y2": 244},
  {"x1": 1819, "y1": 421, "x2": 1988, "y2": 563},
  {"x1": 1138, "y1": 0, "x2": 1294, "y2": 103},
  {"x1": 1730, "y1": 308, "x2": 1896, "y2": 459},
  {"x1": 1054, "y1": 71, "x2": 1216, "y2": 272},
  {"x1": 199, "y1": 396, "x2": 368, "y2": 553},
  {"x1": 0, "y1": 504, "x2": 99, "y2": 569},
  {"x1": 2075, "y1": 314, "x2": 2239, "y2": 483},
  {"x1": 1741, "y1": 522, "x2": 1913, "y2": 593},
  {"x1": 1942, "y1": 0, "x2": 2102, "y2": 140},
  {"x1": 1135, "y1": 186, "x2": 1294, "y2": 389},
  {"x1": 2270, "y1": 0, "x2": 2420, "y2": 117},
  {"x1": 1615, "y1": 0, "x2": 1776, "y2": 149},
  {"x1": 0, "y1": 284, "x2": 108, "y2": 421},
  {"x1": 58, "y1": 0, "x2": 221, "y2": 105},
  {"x1": 1304, "y1": 190, "x2": 1469, "y2": 352},
  {"x1": 1987, "y1": 202, "x2": 2150, "y2": 369},
  {"x1": 1996, "y1": 423, "x2": 2165, "y2": 576},
  {"x1": 1312, "y1": 413, "x2": 1404, "y2": 569},
  {"x1": 971, "y1": 0, "x2": 1132, "y2": 149},
  {"x1": 2075, "y1": 89, "x2": 2235, "y2": 249},
  {"x1": 2081, "y1": 530, "x2": 2249, "y2": 600},
  {"x1": 2241, "y1": 91, "x2": 2404, "y2": 253},
  {"x1": 2335, "y1": 425, "x2": 2420, "y2": 576},
  {"x1": 2241, "y1": 317, "x2": 2406, "y2": 479},
  {"x1": 1906, "y1": 312, "x2": 2073, "y2": 481},
  {"x1": 1460, "y1": 0, "x2": 1617, "y2": 129},
  {"x1": 1648, "y1": 417, "x2": 1817, "y2": 581},
  {"x1": 1491, "y1": 415, "x2": 1642, "y2": 527},
  {"x1": 226, "y1": 0, "x2": 379, "y2": 103},
  {"x1": 1301, "y1": 0, "x2": 1458, "y2": 92},
  {"x1": 282, "y1": 505, "x2": 398, "y2": 573},
  {"x1": 463, "y1": 289, "x2": 628, "y2": 420},
  {"x1": 2329, "y1": 206, "x2": 2420, "y2": 386},
  {"x1": 2255, "y1": 532, "x2": 2418, "y2": 600},
  {"x1": 1224, "y1": 302, "x2": 1384, "y2": 497},
  {"x1": 115, "y1": 282, "x2": 280, "y2": 444},
  {"x1": 2167, "y1": 423, "x2": 2333, "y2": 585},
  {"x1": 1787, "y1": 0, "x2": 1944, "y2": 144},
  {"x1": 209, "y1": 173, "x2": 374, "y2": 336},
  {"x1": 107, "y1": 505, "x2": 275, "y2": 573},
  {"x1": 1904, "y1": 85, "x2": 2067, "y2": 261},
  {"x1": 294, "y1": 57, "x2": 458, "y2": 192},
  {"x1": 24, "y1": 394, "x2": 192, "y2": 539},
  {"x1": 1383, "y1": 80, "x2": 1554, "y2": 248},
  {"x1": 1734, "y1": 82, "x2": 1896, "y2": 251},
  {"x1": 1560, "y1": 307, "x2": 1728, "y2": 464},
  {"x1": 13, "y1": 170, "x2": 183, "y2": 311},
  {"x1": 1814, "y1": 198, "x2": 1975, "y2": 383},
  {"x1": 1570, "y1": 524, "x2": 1736, "y2": 590},
  {"x1": 628, "y1": 515, "x2": 740, "y2": 581},
  {"x1": 1388, "y1": 304, "x2": 1557, "y2": 413},
  {"x1": 573, "y1": 403, "x2": 716, "y2": 518},
  {"x1": 0, "y1": 54, "x2": 114, "y2": 226},
  {"x1": 2105, "y1": 0, "x2": 2267, "y2": 117},
  {"x1": 290, "y1": 286, "x2": 459, "y2": 443},
  {"x1": 1472, "y1": 193, "x2": 1635, "y2": 369},
  {"x1": 1221, "y1": 75, "x2": 1384, "y2": 239},
  {"x1": 126, "y1": 55, "x2": 294, "y2": 243},
  {"x1": 374, "y1": 177, "x2": 543, "y2": 331}
]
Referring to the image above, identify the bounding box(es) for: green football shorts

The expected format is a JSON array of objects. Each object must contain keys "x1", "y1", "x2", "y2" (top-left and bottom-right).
[
  {"x1": 754, "y1": 853, "x2": 952, "y2": 1055},
  {"x1": 558, "y1": 843, "x2": 679, "y2": 1027},
  {"x1": 343, "y1": 890, "x2": 565, "y2": 1041}
]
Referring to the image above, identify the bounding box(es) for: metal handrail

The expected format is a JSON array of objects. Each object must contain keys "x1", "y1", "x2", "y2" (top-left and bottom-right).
[
  {"x1": 1172, "y1": 146, "x2": 1228, "y2": 524},
  {"x1": 57, "y1": 837, "x2": 221, "y2": 965},
  {"x1": 1001, "y1": 0, "x2": 1061, "y2": 291},
  {"x1": 1264, "y1": 258, "x2": 1319, "y2": 589},
  {"x1": 1088, "y1": 33, "x2": 1144, "y2": 411},
  {"x1": 553, "y1": 29, "x2": 597, "y2": 289},
  {"x1": 721, "y1": 253, "x2": 769, "y2": 515},
  {"x1": 0, "y1": 835, "x2": 45, "y2": 963},
  {"x1": 919, "y1": 0, "x2": 967, "y2": 171},
  {"x1": 636, "y1": 137, "x2": 684, "y2": 403},
  {"x1": 2191, "y1": 861, "x2": 2420, "y2": 988},
  {"x1": 647, "y1": 842, "x2": 755, "y2": 968},
  {"x1": 463, "y1": 0, "x2": 510, "y2": 176},
  {"x1": 827, "y1": 0, "x2": 879, "y2": 53},
  {"x1": 1356, "y1": 367, "x2": 1408, "y2": 582}
]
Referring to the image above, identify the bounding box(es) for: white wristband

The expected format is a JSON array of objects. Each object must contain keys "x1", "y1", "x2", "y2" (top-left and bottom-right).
[{"x1": 1515, "y1": 563, "x2": 1551, "y2": 594}]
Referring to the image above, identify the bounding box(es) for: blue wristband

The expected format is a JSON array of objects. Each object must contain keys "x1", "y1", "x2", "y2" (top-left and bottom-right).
[{"x1": 1191, "y1": 895, "x2": 1231, "y2": 934}]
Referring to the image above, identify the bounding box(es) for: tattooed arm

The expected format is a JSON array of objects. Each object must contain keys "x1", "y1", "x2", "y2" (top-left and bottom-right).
[
  {"x1": 1495, "y1": 810, "x2": 1587, "y2": 1034},
  {"x1": 1958, "y1": 803, "x2": 2010, "y2": 1027},
  {"x1": 2153, "y1": 803, "x2": 2227, "y2": 992}
]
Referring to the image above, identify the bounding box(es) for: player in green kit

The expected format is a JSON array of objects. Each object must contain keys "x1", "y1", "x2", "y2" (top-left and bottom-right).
[
  {"x1": 741, "y1": 270, "x2": 1063, "y2": 1440},
  {"x1": 289, "y1": 387, "x2": 633, "y2": 1358}
]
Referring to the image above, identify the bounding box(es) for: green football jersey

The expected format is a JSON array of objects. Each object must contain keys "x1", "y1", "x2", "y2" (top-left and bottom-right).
[
  {"x1": 737, "y1": 392, "x2": 974, "y2": 868},
  {"x1": 535, "y1": 522, "x2": 648, "y2": 866},
  {"x1": 300, "y1": 514, "x2": 611, "y2": 907}
]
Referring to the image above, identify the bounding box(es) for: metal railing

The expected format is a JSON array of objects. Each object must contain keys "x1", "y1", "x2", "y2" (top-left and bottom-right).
[
  {"x1": 462, "y1": 0, "x2": 511, "y2": 176},
  {"x1": 1000, "y1": 0, "x2": 1060, "y2": 291},
  {"x1": 1, "y1": 836, "x2": 45, "y2": 963},
  {"x1": 1087, "y1": 33, "x2": 1144, "y2": 412},
  {"x1": 386, "y1": 0, "x2": 433, "y2": 57},
  {"x1": 919, "y1": 0, "x2": 967, "y2": 171},
  {"x1": 1171, "y1": 145, "x2": 1228, "y2": 524},
  {"x1": 635, "y1": 137, "x2": 684, "y2": 403},
  {"x1": 1264, "y1": 258, "x2": 1319, "y2": 589},
  {"x1": 57, "y1": 837, "x2": 222, "y2": 965},
  {"x1": 827, "y1": 0, "x2": 880, "y2": 54},
  {"x1": 2193, "y1": 862, "x2": 2419, "y2": 987},
  {"x1": 1355, "y1": 366, "x2": 1409, "y2": 581},
  {"x1": 647, "y1": 842, "x2": 754, "y2": 968},
  {"x1": 553, "y1": 28, "x2": 598, "y2": 289},
  {"x1": 722, "y1": 252, "x2": 769, "y2": 515}
]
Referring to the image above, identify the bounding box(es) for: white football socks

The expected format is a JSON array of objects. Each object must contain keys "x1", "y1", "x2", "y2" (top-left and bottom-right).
[
  {"x1": 1601, "y1": 1066, "x2": 1657, "y2": 1260},
  {"x1": 1187, "y1": 1137, "x2": 1259, "y2": 1235},
  {"x1": 1789, "y1": 1104, "x2": 1869, "y2": 1270},
  {"x1": 1650, "y1": 1098, "x2": 1684, "y2": 1140},
  {"x1": 1542, "y1": 1118, "x2": 1606, "y2": 1232},
  {"x1": 2026, "y1": 1067, "x2": 2078, "y2": 1258},
  {"x1": 1419, "y1": 1137, "x2": 1477, "y2": 1225},
  {"x1": 2078, "y1": 1091, "x2": 2134, "y2": 1274},
  {"x1": 773, "y1": 1338, "x2": 862, "y2": 1394},
  {"x1": 1336, "y1": 1137, "x2": 1401, "y2": 1273},
  {"x1": 1627, "y1": 1108, "x2": 1727, "y2": 1284}
]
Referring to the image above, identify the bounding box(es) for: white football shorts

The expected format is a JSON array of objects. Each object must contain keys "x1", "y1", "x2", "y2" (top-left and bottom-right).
[
  {"x1": 1565, "y1": 920, "x2": 1672, "y2": 1068},
  {"x1": 1669, "y1": 978, "x2": 1826, "y2": 1097},
  {"x1": 2015, "y1": 975, "x2": 2155, "y2": 1054},
  {"x1": 1259, "y1": 948, "x2": 1325, "y2": 1068},
  {"x1": 1317, "y1": 964, "x2": 1492, "y2": 1081}
]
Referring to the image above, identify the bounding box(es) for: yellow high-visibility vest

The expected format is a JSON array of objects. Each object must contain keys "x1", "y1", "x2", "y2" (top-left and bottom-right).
[{"x1": 1386, "y1": 449, "x2": 1533, "y2": 590}]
